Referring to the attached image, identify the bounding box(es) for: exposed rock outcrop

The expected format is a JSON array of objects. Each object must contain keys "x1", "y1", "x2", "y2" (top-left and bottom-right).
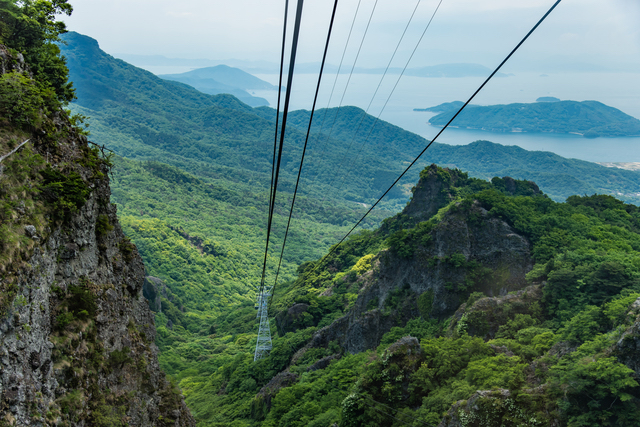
[
  {"x1": 613, "y1": 297, "x2": 640, "y2": 376},
  {"x1": 311, "y1": 190, "x2": 533, "y2": 353},
  {"x1": 0, "y1": 45, "x2": 194, "y2": 426},
  {"x1": 447, "y1": 284, "x2": 544, "y2": 339},
  {"x1": 143, "y1": 276, "x2": 170, "y2": 313}
]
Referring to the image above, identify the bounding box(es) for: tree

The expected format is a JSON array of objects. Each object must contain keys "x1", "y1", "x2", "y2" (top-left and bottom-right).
[{"x1": 0, "y1": 0, "x2": 74, "y2": 103}]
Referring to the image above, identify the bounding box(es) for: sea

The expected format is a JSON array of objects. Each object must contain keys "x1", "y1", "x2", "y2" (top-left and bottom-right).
[
  {"x1": 251, "y1": 72, "x2": 640, "y2": 164},
  {"x1": 145, "y1": 66, "x2": 640, "y2": 164}
]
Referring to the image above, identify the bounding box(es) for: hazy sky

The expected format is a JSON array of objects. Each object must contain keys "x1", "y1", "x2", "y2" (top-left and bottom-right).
[{"x1": 61, "y1": 0, "x2": 640, "y2": 72}]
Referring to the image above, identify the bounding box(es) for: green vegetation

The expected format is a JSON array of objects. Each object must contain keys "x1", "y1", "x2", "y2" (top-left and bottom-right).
[
  {"x1": 0, "y1": 71, "x2": 46, "y2": 130},
  {"x1": 428, "y1": 100, "x2": 640, "y2": 138},
  {"x1": 177, "y1": 167, "x2": 640, "y2": 426},
  {"x1": 59, "y1": 32, "x2": 640, "y2": 208},
  {"x1": 58, "y1": 32, "x2": 430, "y2": 213},
  {"x1": 425, "y1": 140, "x2": 640, "y2": 204},
  {"x1": 0, "y1": 0, "x2": 75, "y2": 103},
  {"x1": 7, "y1": 12, "x2": 640, "y2": 425}
]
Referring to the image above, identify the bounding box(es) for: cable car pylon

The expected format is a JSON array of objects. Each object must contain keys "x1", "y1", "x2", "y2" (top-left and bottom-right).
[{"x1": 254, "y1": 286, "x2": 273, "y2": 361}]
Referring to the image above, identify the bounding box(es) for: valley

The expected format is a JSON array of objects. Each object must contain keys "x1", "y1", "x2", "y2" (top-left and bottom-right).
[
  {"x1": 2, "y1": 1, "x2": 640, "y2": 425},
  {"x1": 56, "y1": 31, "x2": 640, "y2": 427}
]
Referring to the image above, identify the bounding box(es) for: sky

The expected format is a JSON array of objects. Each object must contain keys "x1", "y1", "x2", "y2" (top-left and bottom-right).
[{"x1": 61, "y1": 0, "x2": 640, "y2": 72}]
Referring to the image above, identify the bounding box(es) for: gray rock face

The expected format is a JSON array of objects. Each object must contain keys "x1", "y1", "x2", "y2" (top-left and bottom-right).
[
  {"x1": 613, "y1": 297, "x2": 640, "y2": 376},
  {"x1": 24, "y1": 225, "x2": 37, "y2": 238},
  {"x1": 0, "y1": 43, "x2": 194, "y2": 427},
  {"x1": 143, "y1": 276, "x2": 166, "y2": 313},
  {"x1": 438, "y1": 389, "x2": 512, "y2": 427},
  {"x1": 400, "y1": 164, "x2": 464, "y2": 226},
  {"x1": 312, "y1": 197, "x2": 532, "y2": 354},
  {"x1": 0, "y1": 44, "x2": 26, "y2": 75},
  {"x1": 0, "y1": 167, "x2": 195, "y2": 426}
]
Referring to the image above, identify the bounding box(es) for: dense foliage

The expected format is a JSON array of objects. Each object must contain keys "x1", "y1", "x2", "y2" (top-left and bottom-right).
[
  {"x1": 179, "y1": 169, "x2": 640, "y2": 426},
  {"x1": 428, "y1": 100, "x2": 640, "y2": 138},
  {"x1": 58, "y1": 31, "x2": 429, "y2": 212},
  {"x1": 0, "y1": 0, "x2": 75, "y2": 103}
]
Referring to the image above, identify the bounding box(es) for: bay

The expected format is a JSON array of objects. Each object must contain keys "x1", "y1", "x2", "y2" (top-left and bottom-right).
[{"x1": 252, "y1": 72, "x2": 640, "y2": 163}]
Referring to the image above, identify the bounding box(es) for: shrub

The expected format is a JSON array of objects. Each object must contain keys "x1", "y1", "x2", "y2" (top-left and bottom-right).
[
  {"x1": 96, "y1": 214, "x2": 113, "y2": 237},
  {"x1": 0, "y1": 72, "x2": 44, "y2": 129},
  {"x1": 39, "y1": 166, "x2": 90, "y2": 221},
  {"x1": 67, "y1": 284, "x2": 97, "y2": 318},
  {"x1": 108, "y1": 347, "x2": 132, "y2": 368}
]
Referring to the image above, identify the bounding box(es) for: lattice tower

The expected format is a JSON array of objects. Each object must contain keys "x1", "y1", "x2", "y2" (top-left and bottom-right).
[{"x1": 254, "y1": 286, "x2": 273, "y2": 361}]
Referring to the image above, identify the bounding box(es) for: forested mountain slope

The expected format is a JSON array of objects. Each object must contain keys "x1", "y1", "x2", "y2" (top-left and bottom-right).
[
  {"x1": 183, "y1": 166, "x2": 640, "y2": 426},
  {"x1": 53, "y1": 30, "x2": 640, "y2": 427},
  {"x1": 60, "y1": 32, "x2": 640, "y2": 206},
  {"x1": 58, "y1": 32, "x2": 427, "y2": 210}
]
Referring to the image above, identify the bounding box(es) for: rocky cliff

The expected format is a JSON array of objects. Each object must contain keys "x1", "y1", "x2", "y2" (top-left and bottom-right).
[
  {"x1": 299, "y1": 165, "x2": 534, "y2": 354},
  {"x1": 0, "y1": 44, "x2": 194, "y2": 426}
]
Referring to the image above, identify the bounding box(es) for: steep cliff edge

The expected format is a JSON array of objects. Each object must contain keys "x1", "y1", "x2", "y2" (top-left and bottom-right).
[
  {"x1": 296, "y1": 165, "x2": 534, "y2": 354},
  {"x1": 0, "y1": 45, "x2": 194, "y2": 426}
]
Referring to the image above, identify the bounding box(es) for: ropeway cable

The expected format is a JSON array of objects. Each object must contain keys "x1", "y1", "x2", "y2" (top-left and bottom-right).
[
  {"x1": 330, "y1": 0, "x2": 443, "y2": 203},
  {"x1": 306, "y1": 0, "x2": 381, "y2": 188},
  {"x1": 303, "y1": 0, "x2": 563, "y2": 279},
  {"x1": 320, "y1": 0, "x2": 424, "y2": 200},
  {"x1": 259, "y1": 0, "x2": 289, "y2": 300},
  {"x1": 258, "y1": 0, "x2": 306, "y2": 297},
  {"x1": 268, "y1": 0, "x2": 341, "y2": 311}
]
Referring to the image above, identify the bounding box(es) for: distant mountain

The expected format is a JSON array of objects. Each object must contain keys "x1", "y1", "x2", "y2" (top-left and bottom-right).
[
  {"x1": 160, "y1": 65, "x2": 276, "y2": 90},
  {"x1": 114, "y1": 54, "x2": 506, "y2": 78},
  {"x1": 114, "y1": 53, "x2": 277, "y2": 72},
  {"x1": 59, "y1": 32, "x2": 640, "y2": 206},
  {"x1": 536, "y1": 96, "x2": 560, "y2": 102},
  {"x1": 427, "y1": 100, "x2": 640, "y2": 138},
  {"x1": 157, "y1": 65, "x2": 274, "y2": 107}
]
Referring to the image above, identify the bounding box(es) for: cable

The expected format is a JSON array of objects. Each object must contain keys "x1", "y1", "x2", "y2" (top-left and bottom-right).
[
  {"x1": 307, "y1": 0, "x2": 380, "y2": 189},
  {"x1": 321, "y1": 0, "x2": 424, "y2": 199},
  {"x1": 300, "y1": 0, "x2": 366, "y2": 199},
  {"x1": 0, "y1": 139, "x2": 30, "y2": 163},
  {"x1": 258, "y1": 0, "x2": 306, "y2": 296},
  {"x1": 332, "y1": 0, "x2": 443, "y2": 203},
  {"x1": 312, "y1": 0, "x2": 363, "y2": 140},
  {"x1": 305, "y1": 0, "x2": 563, "y2": 279},
  {"x1": 259, "y1": 0, "x2": 289, "y2": 300},
  {"x1": 269, "y1": 0, "x2": 341, "y2": 311},
  {"x1": 270, "y1": 0, "x2": 289, "y2": 209}
]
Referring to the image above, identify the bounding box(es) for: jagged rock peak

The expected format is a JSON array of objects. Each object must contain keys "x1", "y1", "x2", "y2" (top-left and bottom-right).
[{"x1": 398, "y1": 164, "x2": 467, "y2": 227}]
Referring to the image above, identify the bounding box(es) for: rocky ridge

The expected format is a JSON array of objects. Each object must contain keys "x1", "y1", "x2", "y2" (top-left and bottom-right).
[{"x1": 305, "y1": 165, "x2": 534, "y2": 354}]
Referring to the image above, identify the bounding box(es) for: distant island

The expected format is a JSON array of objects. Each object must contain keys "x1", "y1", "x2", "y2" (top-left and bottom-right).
[
  {"x1": 415, "y1": 100, "x2": 640, "y2": 138},
  {"x1": 159, "y1": 65, "x2": 275, "y2": 107},
  {"x1": 536, "y1": 96, "x2": 560, "y2": 102},
  {"x1": 414, "y1": 101, "x2": 475, "y2": 113}
]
